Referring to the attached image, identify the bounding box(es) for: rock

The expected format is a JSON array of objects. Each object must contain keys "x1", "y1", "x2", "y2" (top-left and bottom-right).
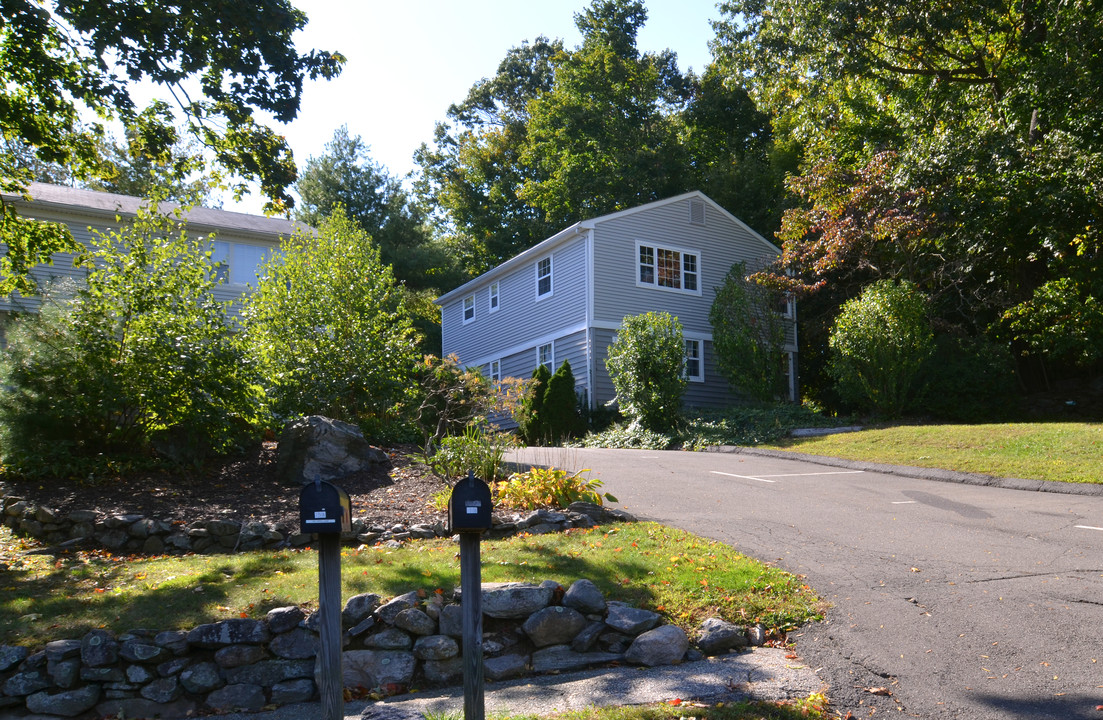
[
  {"x1": 81, "y1": 666, "x2": 126, "y2": 683},
  {"x1": 605, "y1": 603, "x2": 661, "y2": 635},
  {"x1": 215, "y1": 644, "x2": 268, "y2": 668},
  {"x1": 180, "y1": 661, "x2": 224, "y2": 694},
  {"x1": 338, "y1": 650, "x2": 417, "y2": 690},
  {"x1": 342, "y1": 593, "x2": 381, "y2": 626},
  {"x1": 625, "y1": 625, "x2": 688, "y2": 667},
  {"x1": 276, "y1": 415, "x2": 387, "y2": 485},
  {"x1": 531, "y1": 646, "x2": 624, "y2": 673},
  {"x1": 271, "y1": 678, "x2": 315, "y2": 704},
  {"x1": 157, "y1": 657, "x2": 192, "y2": 678},
  {"x1": 126, "y1": 663, "x2": 156, "y2": 684},
  {"x1": 154, "y1": 630, "x2": 189, "y2": 654},
  {"x1": 485, "y1": 653, "x2": 529, "y2": 681},
  {"x1": 206, "y1": 683, "x2": 267, "y2": 712},
  {"x1": 362, "y1": 706, "x2": 425, "y2": 720},
  {"x1": 563, "y1": 578, "x2": 606, "y2": 614},
  {"x1": 96, "y1": 697, "x2": 196, "y2": 720},
  {"x1": 268, "y1": 606, "x2": 306, "y2": 634},
  {"x1": 747, "y1": 623, "x2": 769, "y2": 646},
  {"x1": 0, "y1": 645, "x2": 29, "y2": 672},
  {"x1": 393, "y1": 608, "x2": 436, "y2": 636},
  {"x1": 269, "y1": 627, "x2": 317, "y2": 659},
  {"x1": 348, "y1": 616, "x2": 377, "y2": 638},
  {"x1": 376, "y1": 591, "x2": 420, "y2": 625},
  {"x1": 45, "y1": 639, "x2": 82, "y2": 662},
  {"x1": 3, "y1": 670, "x2": 49, "y2": 696},
  {"x1": 119, "y1": 639, "x2": 171, "y2": 664},
  {"x1": 141, "y1": 676, "x2": 182, "y2": 703},
  {"x1": 26, "y1": 685, "x2": 101, "y2": 717},
  {"x1": 421, "y1": 657, "x2": 463, "y2": 684},
  {"x1": 48, "y1": 658, "x2": 80, "y2": 688},
  {"x1": 438, "y1": 604, "x2": 463, "y2": 638},
  {"x1": 478, "y1": 582, "x2": 554, "y2": 619},
  {"x1": 522, "y1": 606, "x2": 588, "y2": 647},
  {"x1": 696, "y1": 617, "x2": 748, "y2": 655},
  {"x1": 187, "y1": 618, "x2": 270, "y2": 648},
  {"x1": 412, "y1": 635, "x2": 459, "y2": 661},
  {"x1": 570, "y1": 621, "x2": 606, "y2": 653},
  {"x1": 365, "y1": 628, "x2": 413, "y2": 650},
  {"x1": 225, "y1": 659, "x2": 314, "y2": 687}
]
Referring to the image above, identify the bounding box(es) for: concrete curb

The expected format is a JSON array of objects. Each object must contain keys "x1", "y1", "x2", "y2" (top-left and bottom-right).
[{"x1": 705, "y1": 445, "x2": 1103, "y2": 496}]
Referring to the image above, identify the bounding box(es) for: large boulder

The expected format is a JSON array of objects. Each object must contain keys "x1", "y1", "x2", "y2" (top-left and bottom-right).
[{"x1": 276, "y1": 416, "x2": 387, "y2": 486}]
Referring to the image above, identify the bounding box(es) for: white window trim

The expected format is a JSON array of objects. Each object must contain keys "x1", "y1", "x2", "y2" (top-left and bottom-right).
[
  {"x1": 635, "y1": 240, "x2": 702, "y2": 296},
  {"x1": 535, "y1": 255, "x2": 553, "y2": 300},
  {"x1": 683, "y1": 338, "x2": 704, "y2": 382},
  {"x1": 462, "y1": 294, "x2": 475, "y2": 324},
  {"x1": 489, "y1": 281, "x2": 500, "y2": 313},
  {"x1": 537, "y1": 342, "x2": 553, "y2": 371},
  {"x1": 489, "y1": 359, "x2": 501, "y2": 382}
]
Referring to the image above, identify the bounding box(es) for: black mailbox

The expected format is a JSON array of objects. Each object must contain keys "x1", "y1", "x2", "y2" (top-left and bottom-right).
[
  {"x1": 299, "y1": 479, "x2": 352, "y2": 534},
  {"x1": 448, "y1": 472, "x2": 493, "y2": 533}
]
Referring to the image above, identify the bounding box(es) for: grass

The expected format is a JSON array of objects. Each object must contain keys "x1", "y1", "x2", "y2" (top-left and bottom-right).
[
  {"x1": 0, "y1": 522, "x2": 820, "y2": 648},
  {"x1": 425, "y1": 694, "x2": 831, "y2": 720},
  {"x1": 760, "y1": 422, "x2": 1103, "y2": 484}
]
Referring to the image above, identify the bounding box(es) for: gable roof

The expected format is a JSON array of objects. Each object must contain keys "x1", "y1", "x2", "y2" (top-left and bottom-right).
[
  {"x1": 436, "y1": 191, "x2": 778, "y2": 306},
  {"x1": 5, "y1": 182, "x2": 307, "y2": 240}
]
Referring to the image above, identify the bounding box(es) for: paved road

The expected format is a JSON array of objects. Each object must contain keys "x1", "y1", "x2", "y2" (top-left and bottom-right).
[{"x1": 507, "y1": 446, "x2": 1103, "y2": 719}]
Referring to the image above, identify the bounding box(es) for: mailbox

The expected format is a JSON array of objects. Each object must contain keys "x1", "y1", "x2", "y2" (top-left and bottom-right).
[
  {"x1": 448, "y1": 472, "x2": 493, "y2": 533},
  {"x1": 299, "y1": 479, "x2": 352, "y2": 534}
]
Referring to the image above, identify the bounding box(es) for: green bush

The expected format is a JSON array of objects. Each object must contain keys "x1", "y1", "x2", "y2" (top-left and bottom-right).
[
  {"x1": 605, "y1": 311, "x2": 687, "y2": 432},
  {"x1": 242, "y1": 208, "x2": 417, "y2": 429},
  {"x1": 427, "y1": 421, "x2": 519, "y2": 484},
  {"x1": 0, "y1": 205, "x2": 267, "y2": 475},
  {"x1": 519, "y1": 360, "x2": 584, "y2": 445},
  {"x1": 494, "y1": 467, "x2": 616, "y2": 510},
  {"x1": 829, "y1": 280, "x2": 934, "y2": 416},
  {"x1": 918, "y1": 334, "x2": 1019, "y2": 421},
  {"x1": 710, "y1": 262, "x2": 789, "y2": 401},
  {"x1": 412, "y1": 354, "x2": 497, "y2": 447},
  {"x1": 578, "y1": 422, "x2": 675, "y2": 450},
  {"x1": 516, "y1": 363, "x2": 551, "y2": 444}
]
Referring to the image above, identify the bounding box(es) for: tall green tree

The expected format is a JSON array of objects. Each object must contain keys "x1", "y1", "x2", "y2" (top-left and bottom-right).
[
  {"x1": 710, "y1": 262, "x2": 788, "y2": 402},
  {"x1": 0, "y1": 0, "x2": 343, "y2": 294},
  {"x1": 295, "y1": 126, "x2": 458, "y2": 291},
  {"x1": 241, "y1": 208, "x2": 417, "y2": 430},
  {"x1": 606, "y1": 311, "x2": 686, "y2": 432}
]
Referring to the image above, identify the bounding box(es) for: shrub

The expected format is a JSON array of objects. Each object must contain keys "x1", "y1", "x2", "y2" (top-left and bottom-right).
[
  {"x1": 413, "y1": 354, "x2": 497, "y2": 447},
  {"x1": 427, "y1": 421, "x2": 519, "y2": 484},
  {"x1": 494, "y1": 467, "x2": 616, "y2": 510},
  {"x1": 577, "y1": 423, "x2": 675, "y2": 450},
  {"x1": 519, "y1": 360, "x2": 584, "y2": 445},
  {"x1": 241, "y1": 207, "x2": 417, "y2": 429},
  {"x1": 917, "y1": 333, "x2": 1018, "y2": 422},
  {"x1": 605, "y1": 311, "x2": 687, "y2": 432},
  {"x1": 710, "y1": 262, "x2": 789, "y2": 401},
  {"x1": 516, "y1": 363, "x2": 552, "y2": 444},
  {"x1": 829, "y1": 280, "x2": 934, "y2": 416},
  {"x1": 0, "y1": 205, "x2": 267, "y2": 475}
]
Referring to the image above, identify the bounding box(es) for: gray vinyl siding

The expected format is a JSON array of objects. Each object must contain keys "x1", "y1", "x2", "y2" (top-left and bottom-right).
[
  {"x1": 591, "y1": 196, "x2": 779, "y2": 337},
  {"x1": 487, "y1": 328, "x2": 590, "y2": 430},
  {"x1": 440, "y1": 235, "x2": 588, "y2": 366}
]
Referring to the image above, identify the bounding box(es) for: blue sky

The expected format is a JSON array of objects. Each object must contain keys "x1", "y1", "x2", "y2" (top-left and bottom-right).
[{"x1": 230, "y1": 0, "x2": 723, "y2": 213}]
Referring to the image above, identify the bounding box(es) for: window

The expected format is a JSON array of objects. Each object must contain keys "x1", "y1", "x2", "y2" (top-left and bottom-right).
[
  {"x1": 489, "y1": 282, "x2": 500, "y2": 312},
  {"x1": 684, "y1": 339, "x2": 703, "y2": 382},
  {"x1": 637, "y1": 242, "x2": 699, "y2": 294},
  {"x1": 776, "y1": 294, "x2": 794, "y2": 318},
  {"x1": 536, "y1": 256, "x2": 552, "y2": 298},
  {"x1": 489, "y1": 359, "x2": 501, "y2": 382},
  {"x1": 538, "y1": 342, "x2": 553, "y2": 371},
  {"x1": 212, "y1": 241, "x2": 274, "y2": 286},
  {"x1": 463, "y1": 295, "x2": 475, "y2": 323}
]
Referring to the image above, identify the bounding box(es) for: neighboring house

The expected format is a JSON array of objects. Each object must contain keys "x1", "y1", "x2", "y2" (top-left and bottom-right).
[
  {"x1": 0, "y1": 182, "x2": 303, "y2": 340},
  {"x1": 435, "y1": 191, "x2": 798, "y2": 416}
]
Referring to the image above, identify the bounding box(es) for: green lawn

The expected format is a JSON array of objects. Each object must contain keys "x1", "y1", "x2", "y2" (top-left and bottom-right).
[
  {"x1": 760, "y1": 422, "x2": 1102, "y2": 484},
  {"x1": 0, "y1": 522, "x2": 821, "y2": 648}
]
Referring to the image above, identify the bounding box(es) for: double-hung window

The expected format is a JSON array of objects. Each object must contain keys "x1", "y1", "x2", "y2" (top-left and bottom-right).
[
  {"x1": 684, "y1": 339, "x2": 704, "y2": 382},
  {"x1": 489, "y1": 282, "x2": 500, "y2": 312},
  {"x1": 462, "y1": 294, "x2": 475, "y2": 324},
  {"x1": 537, "y1": 342, "x2": 553, "y2": 371},
  {"x1": 536, "y1": 256, "x2": 552, "y2": 298},
  {"x1": 637, "y1": 242, "x2": 699, "y2": 294},
  {"x1": 489, "y1": 359, "x2": 501, "y2": 383}
]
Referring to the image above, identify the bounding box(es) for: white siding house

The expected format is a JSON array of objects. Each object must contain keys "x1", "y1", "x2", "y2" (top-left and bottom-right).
[
  {"x1": 436, "y1": 191, "x2": 798, "y2": 414},
  {"x1": 0, "y1": 183, "x2": 304, "y2": 336}
]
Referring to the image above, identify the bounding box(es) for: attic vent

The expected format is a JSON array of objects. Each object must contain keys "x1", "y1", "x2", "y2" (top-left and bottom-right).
[{"x1": 689, "y1": 199, "x2": 705, "y2": 225}]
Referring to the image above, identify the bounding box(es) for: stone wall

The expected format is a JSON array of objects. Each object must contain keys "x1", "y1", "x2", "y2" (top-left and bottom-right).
[
  {"x1": 0, "y1": 580, "x2": 765, "y2": 719},
  {"x1": 0, "y1": 494, "x2": 632, "y2": 555}
]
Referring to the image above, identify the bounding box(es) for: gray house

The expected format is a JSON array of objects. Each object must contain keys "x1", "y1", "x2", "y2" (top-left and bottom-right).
[
  {"x1": 435, "y1": 191, "x2": 798, "y2": 414},
  {"x1": 0, "y1": 182, "x2": 302, "y2": 340}
]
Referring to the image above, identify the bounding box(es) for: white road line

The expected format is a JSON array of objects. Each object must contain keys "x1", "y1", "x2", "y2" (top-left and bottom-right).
[
  {"x1": 711, "y1": 471, "x2": 776, "y2": 483},
  {"x1": 892, "y1": 501, "x2": 918, "y2": 504},
  {"x1": 752, "y1": 471, "x2": 866, "y2": 478},
  {"x1": 1075, "y1": 525, "x2": 1103, "y2": 531}
]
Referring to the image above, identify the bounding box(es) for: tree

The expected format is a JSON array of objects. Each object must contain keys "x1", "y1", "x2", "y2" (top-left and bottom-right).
[
  {"x1": 829, "y1": 280, "x2": 934, "y2": 416},
  {"x1": 517, "y1": 363, "x2": 552, "y2": 445},
  {"x1": 710, "y1": 262, "x2": 788, "y2": 401},
  {"x1": 0, "y1": 203, "x2": 266, "y2": 473},
  {"x1": 241, "y1": 208, "x2": 417, "y2": 430},
  {"x1": 295, "y1": 126, "x2": 458, "y2": 291},
  {"x1": 0, "y1": 0, "x2": 343, "y2": 294},
  {"x1": 605, "y1": 311, "x2": 686, "y2": 431},
  {"x1": 543, "y1": 360, "x2": 585, "y2": 443}
]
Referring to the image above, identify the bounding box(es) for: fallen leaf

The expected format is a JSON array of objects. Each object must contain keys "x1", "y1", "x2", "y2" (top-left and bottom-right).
[{"x1": 866, "y1": 687, "x2": 892, "y2": 696}]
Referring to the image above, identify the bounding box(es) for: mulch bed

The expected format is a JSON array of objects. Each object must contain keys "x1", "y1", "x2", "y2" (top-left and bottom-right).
[{"x1": 0, "y1": 442, "x2": 450, "y2": 533}]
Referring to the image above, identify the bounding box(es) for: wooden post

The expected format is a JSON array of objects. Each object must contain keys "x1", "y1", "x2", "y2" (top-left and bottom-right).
[
  {"x1": 317, "y1": 532, "x2": 344, "y2": 720},
  {"x1": 459, "y1": 532, "x2": 485, "y2": 720}
]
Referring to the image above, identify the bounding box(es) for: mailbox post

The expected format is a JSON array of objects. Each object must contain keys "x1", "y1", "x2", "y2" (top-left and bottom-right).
[
  {"x1": 299, "y1": 479, "x2": 351, "y2": 720},
  {"x1": 449, "y1": 472, "x2": 493, "y2": 720}
]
